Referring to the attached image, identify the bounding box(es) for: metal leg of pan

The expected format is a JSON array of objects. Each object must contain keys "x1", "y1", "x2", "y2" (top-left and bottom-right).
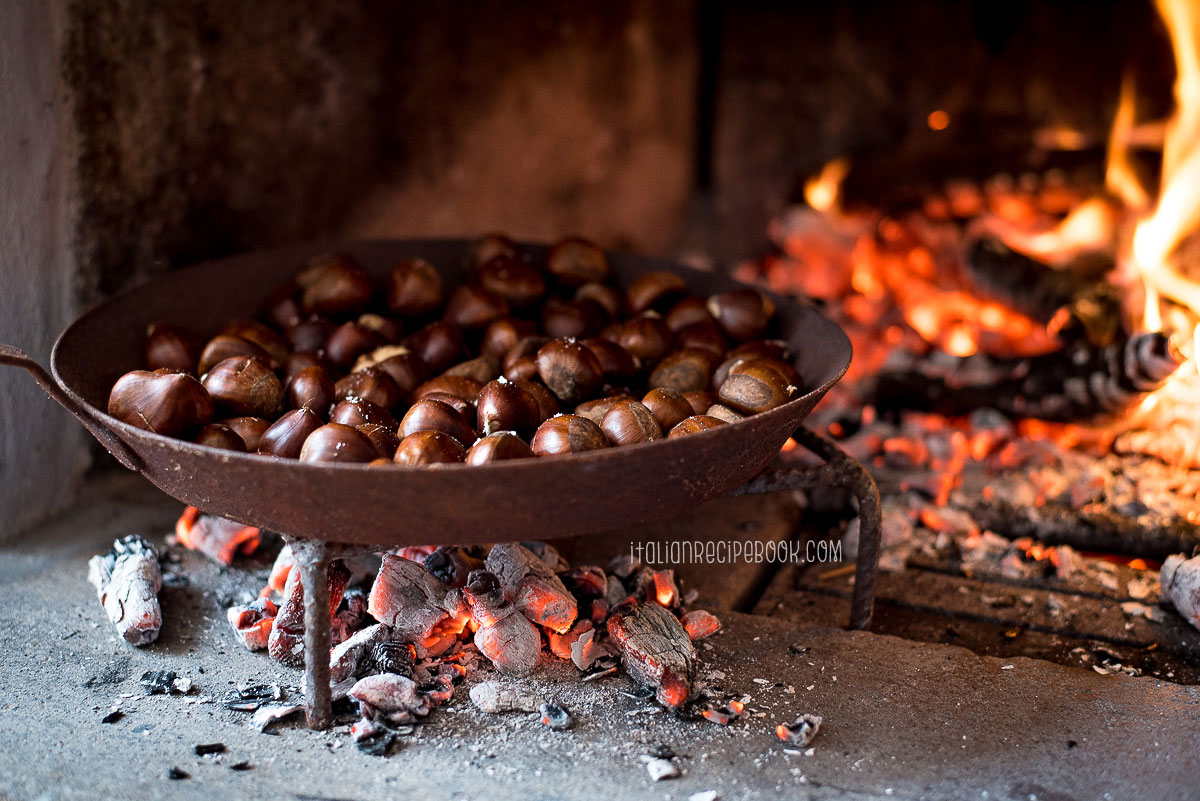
[
  {"x1": 732, "y1": 426, "x2": 882, "y2": 630},
  {"x1": 287, "y1": 537, "x2": 334, "y2": 730}
]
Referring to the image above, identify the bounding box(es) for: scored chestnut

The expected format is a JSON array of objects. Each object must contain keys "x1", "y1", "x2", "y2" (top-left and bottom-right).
[
  {"x1": 334, "y1": 367, "x2": 401, "y2": 411},
  {"x1": 387, "y1": 258, "x2": 444, "y2": 317},
  {"x1": 258, "y1": 407, "x2": 323, "y2": 458},
  {"x1": 413, "y1": 375, "x2": 484, "y2": 405},
  {"x1": 706, "y1": 287, "x2": 775, "y2": 342},
  {"x1": 220, "y1": 319, "x2": 289, "y2": 365},
  {"x1": 603, "y1": 315, "x2": 673, "y2": 367},
  {"x1": 193, "y1": 423, "x2": 246, "y2": 452},
  {"x1": 667, "y1": 414, "x2": 727, "y2": 438},
  {"x1": 530, "y1": 414, "x2": 609, "y2": 456},
  {"x1": 477, "y1": 378, "x2": 540, "y2": 436},
  {"x1": 286, "y1": 365, "x2": 335, "y2": 414},
  {"x1": 546, "y1": 236, "x2": 610, "y2": 286},
  {"x1": 107, "y1": 369, "x2": 213, "y2": 437},
  {"x1": 626, "y1": 271, "x2": 687, "y2": 315},
  {"x1": 221, "y1": 416, "x2": 271, "y2": 452},
  {"x1": 201, "y1": 356, "x2": 283, "y2": 419},
  {"x1": 648, "y1": 348, "x2": 717, "y2": 394},
  {"x1": 442, "y1": 283, "x2": 510, "y2": 329},
  {"x1": 144, "y1": 323, "x2": 203, "y2": 373},
  {"x1": 399, "y1": 398, "x2": 477, "y2": 446},
  {"x1": 475, "y1": 255, "x2": 546, "y2": 307},
  {"x1": 464, "y1": 432, "x2": 535, "y2": 465},
  {"x1": 642, "y1": 387, "x2": 692, "y2": 432},
  {"x1": 296, "y1": 252, "x2": 373, "y2": 317},
  {"x1": 402, "y1": 321, "x2": 467, "y2": 373},
  {"x1": 393, "y1": 430, "x2": 466, "y2": 466},
  {"x1": 298, "y1": 423, "x2": 378, "y2": 464},
  {"x1": 324, "y1": 322, "x2": 383, "y2": 369},
  {"x1": 600, "y1": 400, "x2": 663, "y2": 446},
  {"x1": 330, "y1": 397, "x2": 398, "y2": 429},
  {"x1": 198, "y1": 334, "x2": 273, "y2": 376},
  {"x1": 357, "y1": 423, "x2": 400, "y2": 460},
  {"x1": 716, "y1": 362, "x2": 794, "y2": 415},
  {"x1": 536, "y1": 339, "x2": 603, "y2": 404}
]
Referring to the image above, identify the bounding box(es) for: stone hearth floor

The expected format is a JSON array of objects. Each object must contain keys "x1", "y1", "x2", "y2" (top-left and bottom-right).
[{"x1": 1, "y1": 474, "x2": 1197, "y2": 801}]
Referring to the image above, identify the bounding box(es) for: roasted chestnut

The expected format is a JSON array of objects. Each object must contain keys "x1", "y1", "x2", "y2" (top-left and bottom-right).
[
  {"x1": 502, "y1": 336, "x2": 549, "y2": 382},
  {"x1": 475, "y1": 255, "x2": 546, "y2": 307},
  {"x1": 357, "y1": 423, "x2": 401, "y2": 460},
  {"x1": 222, "y1": 416, "x2": 271, "y2": 452},
  {"x1": 513, "y1": 379, "x2": 560, "y2": 423},
  {"x1": 334, "y1": 367, "x2": 401, "y2": 411},
  {"x1": 283, "y1": 351, "x2": 330, "y2": 383},
  {"x1": 626, "y1": 271, "x2": 687, "y2": 314},
  {"x1": 674, "y1": 318, "x2": 730, "y2": 357},
  {"x1": 546, "y1": 236, "x2": 609, "y2": 286},
  {"x1": 144, "y1": 323, "x2": 203, "y2": 373},
  {"x1": 107, "y1": 369, "x2": 213, "y2": 437},
  {"x1": 402, "y1": 321, "x2": 467, "y2": 373},
  {"x1": 285, "y1": 318, "x2": 335, "y2": 353},
  {"x1": 706, "y1": 287, "x2": 775, "y2": 342},
  {"x1": 600, "y1": 399, "x2": 663, "y2": 446},
  {"x1": 471, "y1": 233, "x2": 519, "y2": 268},
  {"x1": 194, "y1": 423, "x2": 246, "y2": 452},
  {"x1": 541, "y1": 297, "x2": 606, "y2": 339},
  {"x1": 648, "y1": 348, "x2": 717, "y2": 394},
  {"x1": 399, "y1": 398, "x2": 477, "y2": 446},
  {"x1": 198, "y1": 334, "x2": 274, "y2": 375},
  {"x1": 201, "y1": 357, "x2": 284, "y2": 419},
  {"x1": 716, "y1": 355, "x2": 802, "y2": 393},
  {"x1": 666, "y1": 414, "x2": 727, "y2": 438},
  {"x1": 353, "y1": 345, "x2": 429, "y2": 401},
  {"x1": 296, "y1": 253, "x2": 373, "y2": 317},
  {"x1": 324, "y1": 322, "x2": 383, "y2": 369},
  {"x1": 357, "y1": 313, "x2": 404, "y2": 344},
  {"x1": 582, "y1": 338, "x2": 638, "y2": 382},
  {"x1": 481, "y1": 317, "x2": 539, "y2": 362},
  {"x1": 220, "y1": 319, "x2": 289, "y2": 365},
  {"x1": 393, "y1": 430, "x2": 466, "y2": 466},
  {"x1": 477, "y1": 378, "x2": 540, "y2": 436},
  {"x1": 330, "y1": 397, "x2": 397, "y2": 429},
  {"x1": 642, "y1": 387, "x2": 692, "y2": 432},
  {"x1": 530, "y1": 414, "x2": 609, "y2": 456},
  {"x1": 536, "y1": 339, "x2": 603, "y2": 403},
  {"x1": 258, "y1": 281, "x2": 304, "y2": 330},
  {"x1": 716, "y1": 362, "x2": 794, "y2": 414},
  {"x1": 664, "y1": 296, "x2": 713, "y2": 332},
  {"x1": 286, "y1": 365, "x2": 336, "y2": 413},
  {"x1": 413, "y1": 375, "x2": 484, "y2": 405},
  {"x1": 603, "y1": 315, "x2": 673, "y2": 367},
  {"x1": 421, "y1": 391, "x2": 476, "y2": 420},
  {"x1": 258, "y1": 407, "x2": 323, "y2": 458},
  {"x1": 442, "y1": 283, "x2": 509, "y2": 329},
  {"x1": 682, "y1": 390, "x2": 718, "y2": 416},
  {"x1": 443, "y1": 355, "x2": 500, "y2": 384},
  {"x1": 387, "y1": 258, "x2": 444, "y2": 317},
  {"x1": 298, "y1": 422, "x2": 378, "y2": 463},
  {"x1": 574, "y1": 394, "x2": 634, "y2": 426},
  {"x1": 727, "y1": 339, "x2": 792, "y2": 363},
  {"x1": 464, "y1": 432, "x2": 534, "y2": 464},
  {"x1": 705, "y1": 403, "x2": 746, "y2": 424},
  {"x1": 574, "y1": 282, "x2": 624, "y2": 319}
]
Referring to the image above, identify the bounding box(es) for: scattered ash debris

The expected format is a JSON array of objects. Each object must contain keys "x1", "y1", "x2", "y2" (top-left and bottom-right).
[
  {"x1": 100, "y1": 709, "x2": 124, "y2": 724},
  {"x1": 538, "y1": 702, "x2": 572, "y2": 730},
  {"x1": 776, "y1": 714, "x2": 823, "y2": 747},
  {"x1": 166, "y1": 767, "x2": 189, "y2": 780},
  {"x1": 194, "y1": 742, "x2": 226, "y2": 756},
  {"x1": 222, "y1": 683, "x2": 285, "y2": 711},
  {"x1": 139, "y1": 670, "x2": 192, "y2": 696}
]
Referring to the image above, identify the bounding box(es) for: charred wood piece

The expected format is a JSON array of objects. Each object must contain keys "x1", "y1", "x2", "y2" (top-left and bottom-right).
[
  {"x1": 332, "y1": 587, "x2": 370, "y2": 646},
  {"x1": 607, "y1": 603, "x2": 696, "y2": 709},
  {"x1": 520, "y1": 541, "x2": 570, "y2": 572},
  {"x1": 566, "y1": 565, "x2": 608, "y2": 597},
  {"x1": 227, "y1": 597, "x2": 278, "y2": 651},
  {"x1": 1161, "y1": 554, "x2": 1200, "y2": 633},
  {"x1": 548, "y1": 619, "x2": 594, "y2": 660},
  {"x1": 680, "y1": 609, "x2": 721, "y2": 640},
  {"x1": 87, "y1": 535, "x2": 163, "y2": 646},
  {"x1": 348, "y1": 673, "x2": 436, "y2": 725},
  {"x1": 570, "y1": 627, "x2": 615, "y2": 671},
  {"x1": 485, "y1": 543, "x2": 578, "y2": 634},
  {"x1": 330, "y1": 622, "x2": 390, "y2": 683},
  {"x1": 462, "y1": 570, "x2": 542, "y2": 676},
  {"x1": 268, "y1": 559, "x2": 351, "y2": 666},
  {"x1": 870, "y1": 332, "x2": 1183, "y2": 422},
  {"x1": 423, "y1": 545, "x2": 485, "y2": 588},
  {"x1": 174, "y1": 507, "x2": 261, "y2": 565},
  {"x1": 777, "y1": 714, "x2": 823, "y2": 746},
  {"x1": 368, "y1": 554, "x2": 468, "y2": 657}
]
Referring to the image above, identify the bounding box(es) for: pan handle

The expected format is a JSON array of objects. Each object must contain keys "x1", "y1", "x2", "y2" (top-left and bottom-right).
[{"x1": 0, "y1": 343, "x2": 143, "y2": 473}]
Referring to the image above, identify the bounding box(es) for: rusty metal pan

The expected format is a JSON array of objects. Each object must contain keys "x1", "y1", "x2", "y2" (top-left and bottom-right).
[{"x1": 3, "y1": 239, "x2": 851, "y2": 545}]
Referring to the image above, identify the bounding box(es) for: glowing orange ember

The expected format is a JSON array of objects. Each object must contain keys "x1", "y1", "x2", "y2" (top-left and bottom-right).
[
  {"x1": 175, "y1": 506, "x2": 260, "y2": 565},
  {"x1": 653, "y1": 571, "x2": 676, "y2": 607}
]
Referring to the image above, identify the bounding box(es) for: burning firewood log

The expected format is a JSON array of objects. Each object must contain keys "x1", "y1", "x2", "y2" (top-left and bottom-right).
[
  {"x1": 1160, "y1": 553, "x2": 1200, "y2": 632},
  {"x1": 607, "y1": 602, "x2": 696, "y2": 709},
  {"x1": 227, "y1": 597, "x2": 277, "y2": 651},
  {"x1": 174, "y1": 506, "x2": 260, "y2": 565},
  {"x1": 461, "y1": 570, "x2": 542, "y2": 676},
  {"x1": 368, "y1": 554, "x2": 469, "y2": 657},
  {"x1": 423, "y1": 545, "x2": 485, "y2": 588},
  {"x1": 485, "y1": 542, "x2": 578, "y2": 633},
  {"x1": 87, "y1": 535, "x2": 163, "y2": 646},
  {"x1": 268, "y1": 559, "x2": 351, "y2": 667},
  {"x1": 869, "y1": 331, "x2": 1184, "y2": 422}
]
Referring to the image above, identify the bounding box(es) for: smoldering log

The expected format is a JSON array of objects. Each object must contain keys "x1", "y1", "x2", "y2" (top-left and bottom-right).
[
  {"x1": 869, "y1": 332, "x2": 1183, "y2": 422},
  {"x1": 268, "y1": 559, "x2": 351, "y2": 667},
  {"x1": 348, "y1": 673, "x2": 436, "y2": 724},
  {"x1": 607, "y1": 603, "x2": 696, "y2": 709},
  {"x1": 330, "y1": 622, "x2": 389, "y2": 683},
  {"x1": 1160, "y1": 554, "x2": 1200, "y2": 632},
  {"x1": 461, "y1": 570, "x2": 541, "y2": 676},
  {"x1": 485, "y1": 543, "x2": 578, "y2": 634},
  {"x1": 174, "y1": 507, "x2": 261, "y2": 565},
  {"x1": 368, "y1": 554, "x2": 468, "y2": 657},
  {"x1": 87, "y1": 535, "x2": 163, "y2": 646}
]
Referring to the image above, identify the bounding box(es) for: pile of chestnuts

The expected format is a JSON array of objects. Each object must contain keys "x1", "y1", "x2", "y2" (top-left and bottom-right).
[{"x1": 107, "y1": 235, "x2": 803, "y2": 467}]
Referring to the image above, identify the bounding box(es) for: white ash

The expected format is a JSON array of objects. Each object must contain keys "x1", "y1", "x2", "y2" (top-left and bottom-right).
[
  {"x1": 1160, "y1": 553, "x2": 1200, "y2": 632},
  {"x1": 469, "y1": 681, "x2": 541, "y2": 714},
  {"x1": 644, "y1": 757, "x2": 680, "y2": 781},
  {"x1": 87, "y1": 535, "x2": 163, "y2": 646}
]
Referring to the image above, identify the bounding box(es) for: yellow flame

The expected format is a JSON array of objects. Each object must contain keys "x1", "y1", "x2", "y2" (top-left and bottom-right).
[
  {"x1": 804, "y1": 158, "x2": 851, "y2": 213},
  {"x1": 1106, "y1": 74, "x2": 1151, "y2": 210}
]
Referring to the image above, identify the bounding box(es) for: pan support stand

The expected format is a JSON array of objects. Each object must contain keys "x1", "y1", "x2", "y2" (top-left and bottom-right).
[
  {"x1": 284, "y1": 425, "x2": 880, "y2": 731},
  {"x1": 731, "y1": 425, "x2": 882, "y2": 631}
]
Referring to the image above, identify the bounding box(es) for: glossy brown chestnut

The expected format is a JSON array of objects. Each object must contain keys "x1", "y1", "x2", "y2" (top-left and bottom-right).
[
  {"x1": 258, "y1": 407, "x2": 323, "y2": 458},
  {"x1": 582, "y1": 338, "x2": 638, "y2": 382},
  {"x1": 641, "y1": 387, "x2": 692, "y2": 432},
  {"x1": 324, "y1": 322, "x2": 383, "y2": 369},
  {"x1": 648, "y1": 348, "x2": 717, "y2": 394},
  {"x1": 541, "y1": 297, "x2": 606, "y2": 339},
  {"x1": 357, "y1": 313, "x2": 404, "y2": 344},
  {"x1": 399, "y1": 398, "x2": 477, "y2": 446},
  {"x1": 477, "y1": 378, "x2": 540, "y2": 436},
  {"x1": 220, "y1": 319, "x2": 289, "y2": 364},
  {"x1": 442, "y1": 283, "x2": 509, "y2": 329},
  {"x1": 297, "y1": 422, "x2": 377, "y2": 464},
  {"x1": 603, "y1": 315, "x2": 673, "y2": 367},
  {"x1": 471, "y1": 233, "x2": 519, "y2": 268},
  {"x1": 413, "y1": 375, "x2": 484, "y2": 405},
  {"x1": 481, "y1": 317, "x2": 538, "y2": 362},
  {"x1": 475, "y1": 255, "x2": 546, "y2": 307},
  {"x1": 393, "y1": 430, "x2": 467, "y2": 466},
  {"x1": 201, "y1": 357, "x2": 284, "y2": 419},
  {"x1": 144, "y1": 323, "x2": 203, "y2": 373},
  {"x1": 536, "y1": 339, "x2": 604, "y2": 403},
  {"x1": 573, "y1": 394, "x2": 633, "y2": 426},
  {"x1": 198, "y1": 334, "x2": 273, "y2": 376},
  {"x1": 727, "y1": 339, "x2": 793, "y2": 363},
  {"x1": 666, "y1": 414, "x2": 727, "y2": 438},
  {"x1": 546, "y1": 236, "x2": 610, "y2": 286},
  {"x1": 403, "y1": 321, "x2": 467, "y2": 373},
  {"x1": 357, "y1": 423, "x2": 401, "y2": 460},
  {"x1": 107, "y1": 369, "x2": 214, "y2": 437},
  {"x1": 353, "y1": 345, "x2": 429, "y2": 400},
  {"x1": 443, "y1": 355, "x2": 500, "y2": 384},
  {"x1": 330, "y1": 397, "x2": 398, "y2": 429},
  {"x1": 386, "y1": 258, "x2": 444, "y2": 317},
  {"x1": 574, "y1": 282, "x2": 624, "y2": 319},
  {"x1": 682, "y1": 390, "x2": 718, "y2": 416},
  {"x1": 286, "y1": 365, "x2": 336, "y2": 413},
  {"x1": 514, "y1": 379, "x2": 561, "y2": 423},
  {"x1": 283, "y1": 351, "x2": 330, "y2": 382},
  {"x1": 530, "y1": 414, "x2": 609, "y2": 456},
  {"x1": 258, "y1": 281, "x2": 303, "y2": 330},
  {"x1": 285, "y1": 318, "x2": 335, "y2": 353},
  {"x1": 194, "y1": 423, "x2": 246, "y2": 452},
  {"x1": 296, "y1": 253, "x2": 373, "y2": 317},
  {"x1": 705, "y1": 403, "x2": 746, "y2": 424},
  {"x1": 222, "y1": 416, "x2": 271, "y2": 452},
  {"x1": 502, "y1": 337, "x2": 549, "y2": 382},
  {"x1": 600, "y1": 399, "x2": 663, "y2": 446},
  {"x1": 334, "y1": 367, "x2": 401, "y2": 411},
  {"x1": 626, "y1": 271, "x2": 687, "y2": 314},
  {"x1": 706, "y1": 287, "x2": 775, "y2": 342},
  {"x1": 716, "y1": 362, "x2": 794, "y2": 414},
  {"x1": 421, "y1": 391, "x2": 476, "y2": 420},
  {"x1": 464, "y1": 432, "x2": 534, "y2": 464},
  {"x1": 717, "y1": 355, "x2": 803, "y2": 392},
  {"x1": 674, "y1": 317, "x2": 730, "y2": 357},
  {"x1": 664, "y1": 296, "x2": 713, "y2": 332}
]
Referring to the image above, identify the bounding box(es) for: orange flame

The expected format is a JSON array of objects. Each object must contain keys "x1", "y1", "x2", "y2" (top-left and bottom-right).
[{"x1": 803, "y1": 158, "x2": 850, "y2": 213}]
